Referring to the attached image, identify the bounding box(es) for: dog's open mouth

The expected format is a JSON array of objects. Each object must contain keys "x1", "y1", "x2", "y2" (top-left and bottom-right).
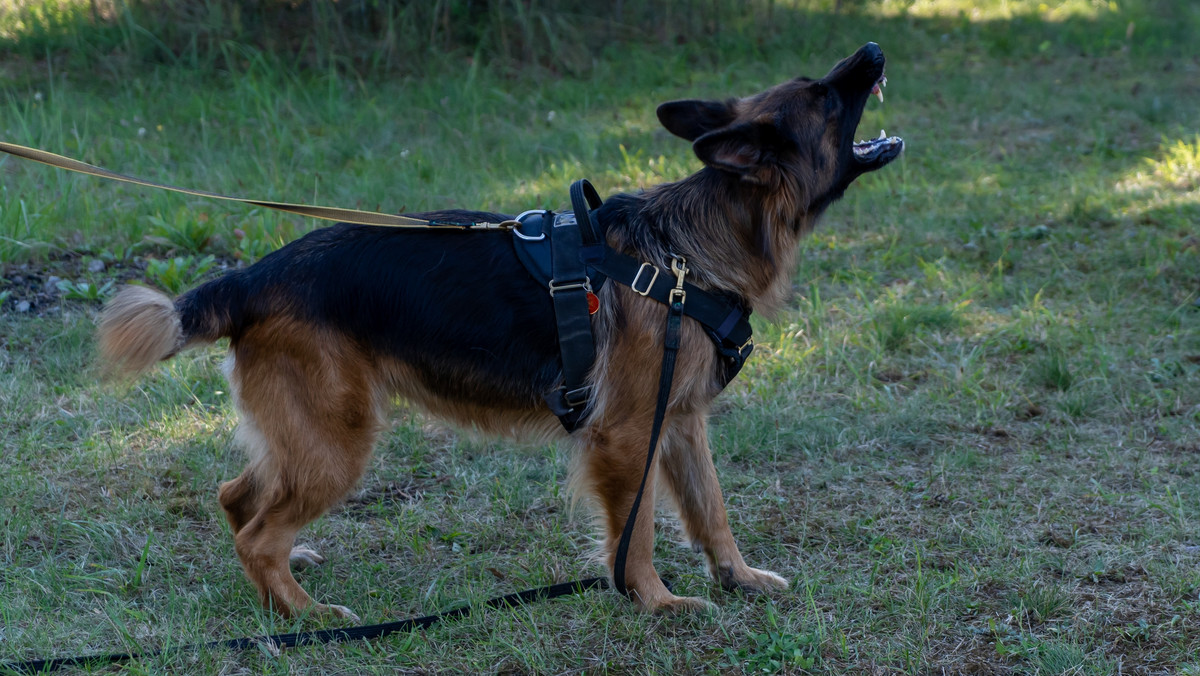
[
  {"x1": 852, "y1": 73, "x2": 904, "y2": 170},
  {"x1": 871, "y1": 75, "x2": 887, "y2": 103},
  {"x1": 853, "y1": 129, "x2": 903, "y2": 163}
]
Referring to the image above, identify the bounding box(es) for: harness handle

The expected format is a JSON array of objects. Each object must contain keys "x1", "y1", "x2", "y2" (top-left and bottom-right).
[{"x1": 569, "y1": 179, "x2": 604, "y2": 245}]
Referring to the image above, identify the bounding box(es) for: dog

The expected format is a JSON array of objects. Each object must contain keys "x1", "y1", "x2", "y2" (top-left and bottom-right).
[{"x1": 97, "y1": 42, "x2": 903, "y2": 619}]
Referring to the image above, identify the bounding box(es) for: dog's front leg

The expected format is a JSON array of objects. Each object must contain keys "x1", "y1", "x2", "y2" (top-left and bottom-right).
[
  {"x1": 583, "y1": 419, "x2": 713, "y2": 613},
  {"x1": 659, "y1": 413, "x2": 788, "y2": 596}
]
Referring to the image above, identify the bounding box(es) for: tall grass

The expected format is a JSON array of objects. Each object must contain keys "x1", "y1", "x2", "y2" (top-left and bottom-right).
[
  {"x1": 4, "y1": 0, "x2": 1197, "y2": 78},
  {"x1": 2, "y1": 0, "x2": 820, "y2": 75}
]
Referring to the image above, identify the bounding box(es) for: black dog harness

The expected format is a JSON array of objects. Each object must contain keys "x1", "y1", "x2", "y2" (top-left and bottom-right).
[{"x1": 511, "y1": 180, "x2": 755, "y2": 432}]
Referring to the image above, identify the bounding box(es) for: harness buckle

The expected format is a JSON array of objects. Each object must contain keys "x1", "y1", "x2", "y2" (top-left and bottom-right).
[
  {"x1": 549, "y1": 278, "x2": 592, "y2": 297},
  {"x1": 563, "y1": 386, "x2": 591, "y2": 408},
  {"x1": 631, "y1": 263, "x2": 659, "y2": 296}
]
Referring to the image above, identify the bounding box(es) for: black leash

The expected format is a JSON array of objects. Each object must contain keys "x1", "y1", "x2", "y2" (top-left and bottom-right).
[
  {"x1": 1, "y1": 578, "x2": 609, "y2": 674},
  {"x1": 612, "y1": 259, "x2": 687, "y2": 598}
]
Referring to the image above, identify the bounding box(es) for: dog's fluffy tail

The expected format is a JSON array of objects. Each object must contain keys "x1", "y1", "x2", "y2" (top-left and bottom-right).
[{"x1": 98, "y1": 277, "x2": 241, "y2": 380}]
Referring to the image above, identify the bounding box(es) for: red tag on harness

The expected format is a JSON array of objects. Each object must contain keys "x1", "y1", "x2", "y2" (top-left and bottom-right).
[{"x1": 587, "y1": 291, "x2": 599, "y2": 315}]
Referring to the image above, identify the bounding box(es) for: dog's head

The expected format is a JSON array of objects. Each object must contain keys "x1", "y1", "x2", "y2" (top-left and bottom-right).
[{"x1": 657, "y1": 42, "x2": 903, "y2": 217}]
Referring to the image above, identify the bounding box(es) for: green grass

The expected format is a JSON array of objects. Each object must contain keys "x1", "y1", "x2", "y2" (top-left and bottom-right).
[{"x1": 4, "y1": 0, "x2": 1200, "y2": 673}]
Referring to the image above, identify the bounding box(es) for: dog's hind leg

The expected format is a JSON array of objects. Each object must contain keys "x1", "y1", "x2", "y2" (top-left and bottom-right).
[
  {"x1": 220, "y1": 468, "x2": 327, "y2": 568},
  {"x1": 659, "y1": 413, "x2": 788, "y2": 595},
  {"x1": 222, "y1": 324, "x2": 382, "y2": 621},
  {"x1": 217, "y1": 470, "x2": 259, "y2": 535},
  {"x1": 218, "y1": 428, "x2": 325, "y2": 568}
]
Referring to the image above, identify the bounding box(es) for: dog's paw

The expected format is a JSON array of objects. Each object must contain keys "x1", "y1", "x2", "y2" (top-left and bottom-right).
[
  {"x1": 631, "y1": 587, "x2": 716, "y2": 614},
  {"x1": 649, "y1": 594, "x2": 717, "y2": 615},
  {"x1": 289, "y1": 546, "x2": 326, "y2": 568},
  {"x1": 314, "y1": 603, "x2": 360, "y2": 623},
  {"x1": 717, "y1": 565, "x2": 789, "y2": 595}
]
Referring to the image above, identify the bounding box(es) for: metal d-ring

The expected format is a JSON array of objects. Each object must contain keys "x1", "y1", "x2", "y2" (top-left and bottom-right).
[{"x1": 512, "y1": 210, "x2": 547, "y2": 241}]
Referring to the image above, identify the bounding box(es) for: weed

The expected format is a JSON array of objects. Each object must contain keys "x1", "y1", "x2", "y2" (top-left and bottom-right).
[
  {"x1": 1033, "y1": 641, "x2": 1112, "y2": 675},
  {"x1": 1143, "y1": 134, "x2": 1200, "y2": 191},
  {"x1": 1030, "y1": 349, "x2": 1074, "y2": 391},
  {"x1": 872, "y1": 302, "x2": 961, "y2": 352},
  {"x1": 55, "y1": 278, "x2": 114, "y2": 302},
  {"x1": 231, "y1": 215, "x2": 299, "y2": 263},
  {"x1": 1011, "y1": 583, "x2": 1073, "y2": 624},
  {"x1": 0, "y1": 0, "x2": 804, "y2": 76},
  {"x1": 1056, "y1": 388, "x2": 1094, "y2": 418},
  {"x1": 723, "y1": 608, "x2": 820, "y2": 673},
  {"x1": 143, "y1": 254, "x2": 217, "y2": 295},
  {"x1": 144, "y1": 209, "x2": 225, "y2": 255}
]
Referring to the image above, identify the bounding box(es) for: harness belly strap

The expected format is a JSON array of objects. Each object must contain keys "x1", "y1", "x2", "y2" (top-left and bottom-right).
[{"x1": 545, "y1": 210, "x2": 598, "y2": 430}]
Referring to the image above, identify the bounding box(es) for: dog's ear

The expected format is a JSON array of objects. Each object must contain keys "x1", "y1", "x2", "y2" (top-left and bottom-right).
[
  {"x1": 656, "y1": 99, "x2": 737, "y2": 142},
  {"x1": 692, "y1": 117, "x2": 792, "y2": 185}
]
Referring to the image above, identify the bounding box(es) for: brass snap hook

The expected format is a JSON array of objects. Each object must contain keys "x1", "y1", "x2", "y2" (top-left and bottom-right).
[{"x1": 669, "y1": 256, "x2": 688, "y2": 305}]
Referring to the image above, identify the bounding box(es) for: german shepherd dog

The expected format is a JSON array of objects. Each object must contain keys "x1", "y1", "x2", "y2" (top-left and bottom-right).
[{"x1": 98, "y1": 43, "x2": 902, "y2": 619}]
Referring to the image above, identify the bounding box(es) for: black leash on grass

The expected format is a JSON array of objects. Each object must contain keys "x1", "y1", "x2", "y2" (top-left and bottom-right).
[
  {"x1": 0, "y1": 144, "x2": 687, "y2": 673},
  {"x1": 2, "y1": 294, "x2": 685, "y2": 673},
  {"x1": 1, "y1": 577, "x2": 610, "y2": 674},
  {"x1": 3, "y1": 300, "x2": 683, "y2": 672}
]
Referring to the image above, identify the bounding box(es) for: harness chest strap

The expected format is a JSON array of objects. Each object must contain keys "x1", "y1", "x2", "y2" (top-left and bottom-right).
[
  {"x1": 538, "y1": 180, "x2": 754, "y2": 433},
  {"x1": 588, "y1": 247, "x2": 754, "y2": 358},
  {"x1": 569, "y1": 182, "x2": 753, "y2": 358}
]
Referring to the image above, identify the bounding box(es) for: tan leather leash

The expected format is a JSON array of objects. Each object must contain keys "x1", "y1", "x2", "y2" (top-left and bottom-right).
[{"x1": 0, "y1": 140, "x2": 516, "y2": 230}]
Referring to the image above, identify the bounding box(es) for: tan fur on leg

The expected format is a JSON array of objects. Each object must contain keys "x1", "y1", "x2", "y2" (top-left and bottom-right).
[
  {"x1": 223, "y1": 319, "x2": 383, "y2": 619},
  {"x1": 659, "y1": 414, "x2": 788, "y2": 594}
]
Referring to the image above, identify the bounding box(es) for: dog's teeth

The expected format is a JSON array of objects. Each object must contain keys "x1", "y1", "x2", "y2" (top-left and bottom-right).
[
  {"x1": 879, "y1": 129, "x2": 887, "y2": 140},
  {"x1": 873, "y1": 85, "x2": 884, "y2": 103}
]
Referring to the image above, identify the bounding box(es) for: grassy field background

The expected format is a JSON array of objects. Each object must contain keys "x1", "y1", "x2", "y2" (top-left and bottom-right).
[{"x1": 3, "y1": 0, "x2": 1200, "y2": 673}]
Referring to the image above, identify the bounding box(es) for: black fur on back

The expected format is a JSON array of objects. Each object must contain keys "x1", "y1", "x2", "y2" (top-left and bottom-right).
[{"x1": 177, "y1": 209, "x2": 573, "y2": 409}]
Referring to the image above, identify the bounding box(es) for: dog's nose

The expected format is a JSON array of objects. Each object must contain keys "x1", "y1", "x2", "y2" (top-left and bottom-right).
[
  {"x1": 857, "y1": 42, "x2": 884, "y2": 65},
  {"x1": 823, "y1": 43, "x2": 886, "y2": 88}
]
